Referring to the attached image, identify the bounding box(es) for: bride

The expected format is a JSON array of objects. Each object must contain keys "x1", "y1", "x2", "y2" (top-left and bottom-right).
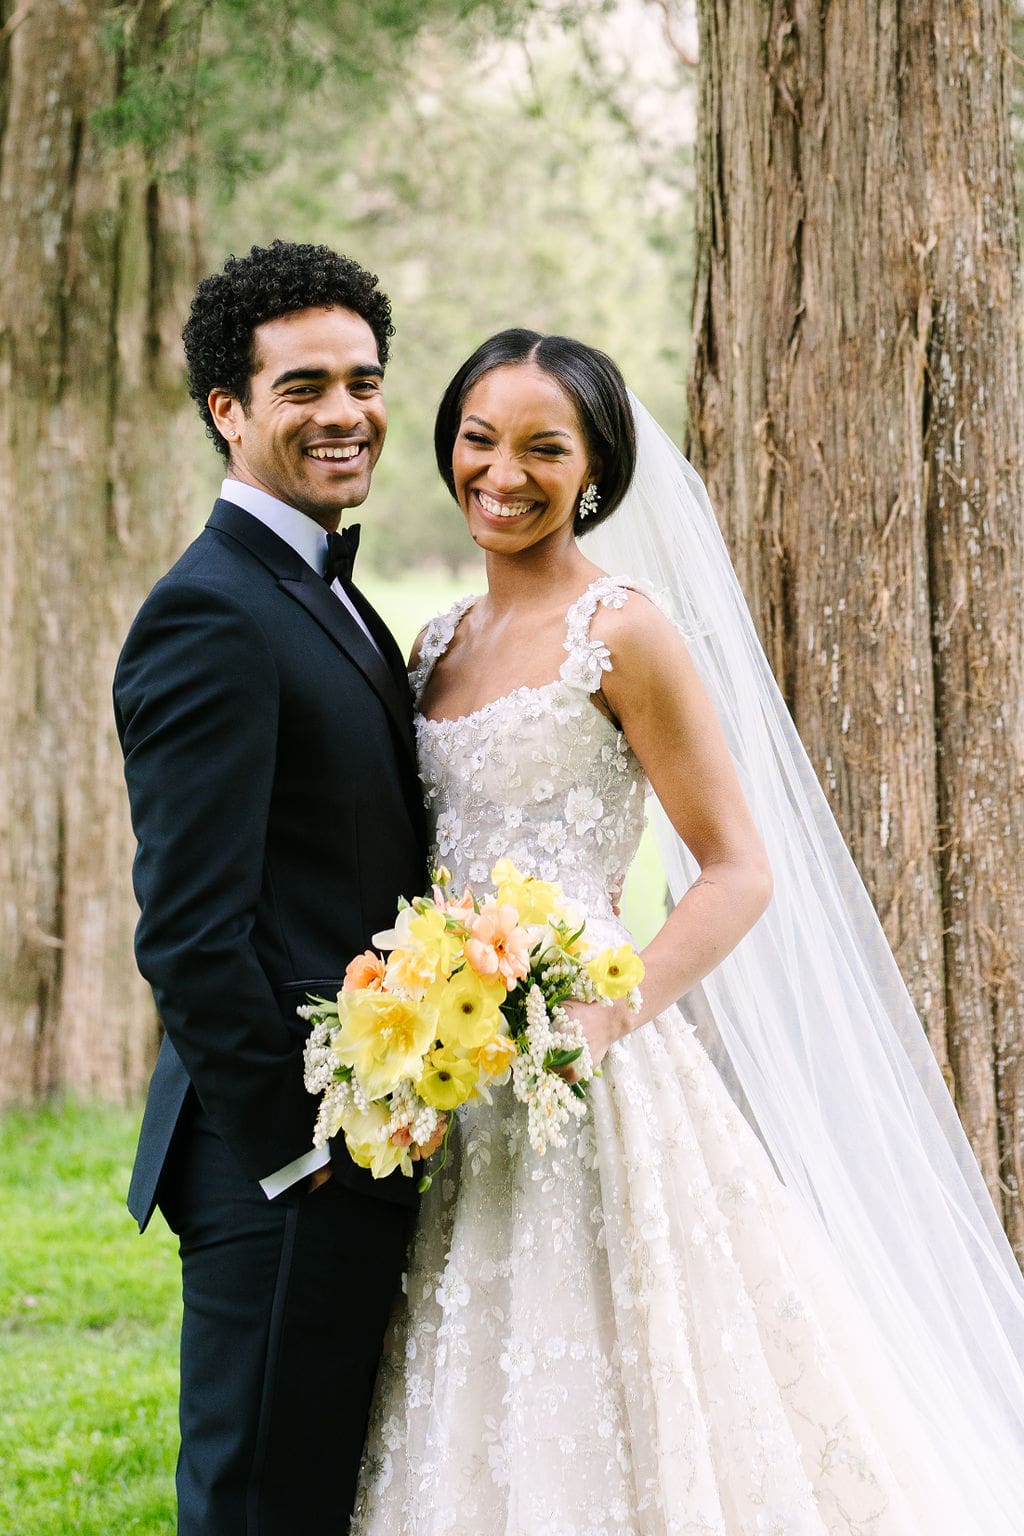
[{"x1": 351, "y1": 330, "x2": 1024, "y2": 1534}]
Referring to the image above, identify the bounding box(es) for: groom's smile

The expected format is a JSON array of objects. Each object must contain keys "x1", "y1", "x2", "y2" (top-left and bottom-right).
[{"x1": 209, "y1": 305, "x2": 387, "y2": 530}]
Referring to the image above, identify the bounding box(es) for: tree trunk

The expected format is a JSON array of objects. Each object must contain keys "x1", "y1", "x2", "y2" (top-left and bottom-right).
[
  {"x1": 689, "y1": 0, "x2": 1024, "y2": 1254},
  {"x1": 0, "y1": 0, "x2": 199, "y2": 1103}
]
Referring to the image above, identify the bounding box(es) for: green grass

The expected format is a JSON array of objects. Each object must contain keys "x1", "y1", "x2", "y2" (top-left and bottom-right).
[
  {"x1": 360, "y1": 566, "x2": 482, "y2": 661},
  {"x1": 0, "y1": 1105, "x2": 179, "y2": 1535}
]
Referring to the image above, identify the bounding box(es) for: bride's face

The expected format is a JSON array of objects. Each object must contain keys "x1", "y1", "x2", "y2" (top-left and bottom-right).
[{"x1": 452, "y1": 364, "x2": 597, "y2": 555}]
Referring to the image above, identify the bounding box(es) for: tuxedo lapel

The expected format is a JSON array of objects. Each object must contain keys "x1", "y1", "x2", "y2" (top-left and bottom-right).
[
  {"x1": 278, "y1": 570, "x2": 418, "y2": 764},
  {"x1": 344, "y1": 580, "x2": 412, "y2": 697},
  {"x1": 206, "y1": 500, "x2": 418, "y2": 769}
]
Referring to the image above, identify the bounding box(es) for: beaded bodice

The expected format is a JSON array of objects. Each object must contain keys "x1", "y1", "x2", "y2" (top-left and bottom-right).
[{"x1": 411, "y1": 576, "x2": 648, "y2": 921}]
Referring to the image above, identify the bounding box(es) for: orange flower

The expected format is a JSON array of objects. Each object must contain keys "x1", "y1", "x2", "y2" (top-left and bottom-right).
[
  {"x1": 342, "y1": 950, "x2": 386, "y2": 992},
  {"x1": 465, "y1": 903, "x2": 531, "y2": 986}
]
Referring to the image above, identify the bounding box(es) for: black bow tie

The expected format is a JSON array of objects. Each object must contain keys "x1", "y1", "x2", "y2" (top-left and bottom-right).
[{"x1": 323, "y1": 524, "x2": 361, "y2": 586}]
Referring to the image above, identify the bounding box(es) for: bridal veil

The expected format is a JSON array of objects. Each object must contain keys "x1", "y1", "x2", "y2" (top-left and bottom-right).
[{"x1": 585, "y1": 397, "x2": 1024, "y2": 1519}]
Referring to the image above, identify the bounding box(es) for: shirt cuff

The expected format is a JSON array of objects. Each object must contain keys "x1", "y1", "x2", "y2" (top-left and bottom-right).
[{"x1": 259, "y1": 1144, "x2": 330, "y2": 1199}]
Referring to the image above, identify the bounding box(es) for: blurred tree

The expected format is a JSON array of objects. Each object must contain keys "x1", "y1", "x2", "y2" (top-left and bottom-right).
[
  {"x1": 689, "y1": 0, "x2": 1024, "y2": 1253},
  {"x1": 0, "y1": 0, "x2": 199, "y2": 1104}
]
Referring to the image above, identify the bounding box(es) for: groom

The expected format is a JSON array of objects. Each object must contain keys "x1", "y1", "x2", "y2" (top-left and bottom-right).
[{"x1": 114, "y1": 241, "x2": 427, "y2": 1534}]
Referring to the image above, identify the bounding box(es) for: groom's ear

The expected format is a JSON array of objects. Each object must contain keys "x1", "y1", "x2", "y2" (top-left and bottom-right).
[{"x1": 209, "y1": 388, "x2": 241, "y2": 450}]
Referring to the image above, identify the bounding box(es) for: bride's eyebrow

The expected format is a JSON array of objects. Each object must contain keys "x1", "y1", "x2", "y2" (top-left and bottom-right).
[{"x1": 462, "y1": 414, "x2": 571, "y2": 442}]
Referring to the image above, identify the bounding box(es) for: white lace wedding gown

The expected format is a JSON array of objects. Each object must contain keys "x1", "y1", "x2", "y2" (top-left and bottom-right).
[{"x1": 350, "y1": 577, "x2": 988, "y2": 1536}]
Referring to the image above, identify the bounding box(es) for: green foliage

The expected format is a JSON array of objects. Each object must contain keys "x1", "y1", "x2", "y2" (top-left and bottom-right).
[
  {"x1": 93, "y1": 0, "x2": 523, "y2": 192},
  {"x1": 210, "y1": 8, "x2": 693, "y2": 573},
  {"x1": 0, "y1": 1104, "x2": 179, "y2": 1535}
]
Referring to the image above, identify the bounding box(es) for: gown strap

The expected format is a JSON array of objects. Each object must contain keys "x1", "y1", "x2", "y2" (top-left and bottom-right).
[
  {"x1": 408, "y1": 593, "x2": 480, "y2": 707},
  {"x1": 558, "y1": 574, "x2": 654, "y2": 696}
]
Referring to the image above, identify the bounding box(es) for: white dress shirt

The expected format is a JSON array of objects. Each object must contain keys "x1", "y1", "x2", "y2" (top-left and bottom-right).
[
  {"x1": 220, "y1": 477, "x2": 379, "y2": 648},
  {"x1": 219, "y1": 478, "x2": 380, "y2": 1197}
]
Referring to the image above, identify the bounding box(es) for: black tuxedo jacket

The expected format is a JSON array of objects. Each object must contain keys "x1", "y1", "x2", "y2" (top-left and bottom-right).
[{"x1": 114, "y1": 499, "x2": 428, "y2": 1229}]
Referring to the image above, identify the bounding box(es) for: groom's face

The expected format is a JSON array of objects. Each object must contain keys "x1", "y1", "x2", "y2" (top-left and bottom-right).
[{"x1": 212, "y1": 306, "x2": 387, "y2": 529}]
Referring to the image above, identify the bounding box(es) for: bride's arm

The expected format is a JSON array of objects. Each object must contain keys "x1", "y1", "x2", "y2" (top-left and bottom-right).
[{"x1": 566, "y1": 596, "x2": 773, "y2": 1065}]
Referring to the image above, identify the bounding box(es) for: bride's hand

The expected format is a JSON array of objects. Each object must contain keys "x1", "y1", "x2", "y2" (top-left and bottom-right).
[{"x1": 555, "y1": 999, "x2": 632, "y2": 1080}]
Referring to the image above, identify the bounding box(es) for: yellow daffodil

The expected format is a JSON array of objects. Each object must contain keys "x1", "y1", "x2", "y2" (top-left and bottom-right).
[
  {"x1": 417, "y1": 1046, "x2": 479, "y2": 1111},
  {"x1": 410, "y1": 905, "x2": 466, "y2": 972},
  {"x1": 469, "y1": 1031, "x2": 519, "y2": 1082},
  {"x1": 338, "y1": 1100, "x2": 410, "y2": 1179},
  {"x1": 586, "y1": 945, "x2": 645, "y2": 999},
  {"x1": 383, "y1": 905, "x2": 465, "y2": 998},
  {"x1": 490, "y1": 858, "x2": 567, "y2": 927},
  {"x1": 332, "y1": 989, "x2": 437, "y2": 1100},
  {"x1": 434, "y1": 967, "x2": 506, "y2": 1050}
]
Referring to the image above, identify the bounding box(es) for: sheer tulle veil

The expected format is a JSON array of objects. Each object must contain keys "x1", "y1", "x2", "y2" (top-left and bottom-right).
[{"x1": 584, "y1": 395, "x2": 1024, "y2": 1516}]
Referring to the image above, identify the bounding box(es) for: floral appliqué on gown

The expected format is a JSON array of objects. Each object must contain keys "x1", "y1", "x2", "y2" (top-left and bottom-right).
[{"x1": 350, "y1": 576, "x2": 973, "y2": 1536}]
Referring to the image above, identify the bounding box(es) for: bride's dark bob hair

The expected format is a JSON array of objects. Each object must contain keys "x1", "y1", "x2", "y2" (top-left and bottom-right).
[{"x1": 434, "y1": 329, "x2": 636, "y2": 534}]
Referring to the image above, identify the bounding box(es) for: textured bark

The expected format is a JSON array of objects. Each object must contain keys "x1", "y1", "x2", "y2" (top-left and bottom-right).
[
  {"x1": 0, "y1": 0, "x2": 199, "y2": 1102},
  {"x1": 689, "y1": 0, "x2": 1024, "y2": 1253}
]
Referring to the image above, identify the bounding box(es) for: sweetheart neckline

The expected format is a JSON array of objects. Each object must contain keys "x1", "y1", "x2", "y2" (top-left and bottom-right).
[
  {"x1": 413, "y1": 574, "x2": 639, "y2": 734},
  {"x1": 415, "y1": 677, "x2": 569, "y2": 731}
]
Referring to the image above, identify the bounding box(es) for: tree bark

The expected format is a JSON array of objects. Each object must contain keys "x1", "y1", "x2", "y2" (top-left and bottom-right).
[
  {"x1": 689, "y1": 0, "x2": 1024, "y2": 1254},
  {"x1": 0, "y1": 0, "x2": 199, "y2": 1102}
]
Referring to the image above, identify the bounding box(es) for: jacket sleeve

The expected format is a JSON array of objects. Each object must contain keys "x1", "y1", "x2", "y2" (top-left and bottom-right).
[{"x1": 114, "y1": 577, "x2": 319, "y2": 1180}]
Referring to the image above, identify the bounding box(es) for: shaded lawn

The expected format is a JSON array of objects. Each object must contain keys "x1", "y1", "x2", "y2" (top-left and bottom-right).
[{"x1": 0, "y1": 1104, "x2": 179, "y2": 1535}]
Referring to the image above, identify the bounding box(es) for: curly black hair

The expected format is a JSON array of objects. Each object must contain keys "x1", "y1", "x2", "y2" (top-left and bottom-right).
[
  {"x1": 434, "y1": 329, "x2": 636, "y2": 534},
  {"x1": 183, "y1": 240, "x2": 395, "y2": 460}
]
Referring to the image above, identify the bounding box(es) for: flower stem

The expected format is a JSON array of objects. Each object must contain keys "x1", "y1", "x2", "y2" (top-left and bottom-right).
[{"x1": 417, "y1": 1112, "x2": 455, "y2": 1194}]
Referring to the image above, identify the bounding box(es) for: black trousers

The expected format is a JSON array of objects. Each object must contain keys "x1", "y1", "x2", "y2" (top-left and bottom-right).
[{"x1": 158, "y1": 1099, "x2": 410, "y2": 1536}]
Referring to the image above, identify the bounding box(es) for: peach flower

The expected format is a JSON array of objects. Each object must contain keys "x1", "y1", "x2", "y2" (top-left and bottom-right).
[
  {"x1": 342, "y1": 950, "x2": 386, "y2": 992},
  {"x1": 465, "y1": 903, "x2": 531, "y2": 986}
]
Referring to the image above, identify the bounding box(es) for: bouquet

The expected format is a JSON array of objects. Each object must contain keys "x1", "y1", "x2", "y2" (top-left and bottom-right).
[{"x1": 302, "y1": 859, "x2": 644, "y2": 1190}]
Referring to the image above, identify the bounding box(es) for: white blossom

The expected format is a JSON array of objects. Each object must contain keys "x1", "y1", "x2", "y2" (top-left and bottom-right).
[
  {"x1": 435, "y1": 809, "x2": 462, "y2": 856},
  {"x1": 565, "y1": 787, "x2": 603, "y2": 834},
  {"x1": 536, "y1": 820, "x2": 566, "y2": 854}
]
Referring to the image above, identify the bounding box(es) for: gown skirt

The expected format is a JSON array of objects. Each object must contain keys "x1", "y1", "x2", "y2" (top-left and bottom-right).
[{"x1": 351, "y1": 925, "x2": 980, "y2": 1536}]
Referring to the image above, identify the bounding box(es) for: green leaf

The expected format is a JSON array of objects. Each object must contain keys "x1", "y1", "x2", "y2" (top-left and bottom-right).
[{"x1": 543, "y1": 1046, "x2": 582, "y2": 1070}]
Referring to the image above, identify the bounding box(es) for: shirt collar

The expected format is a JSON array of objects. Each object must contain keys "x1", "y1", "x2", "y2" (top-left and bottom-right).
[{"x1": 220, "y1": 478, "x2": 329, "y2": 577}]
